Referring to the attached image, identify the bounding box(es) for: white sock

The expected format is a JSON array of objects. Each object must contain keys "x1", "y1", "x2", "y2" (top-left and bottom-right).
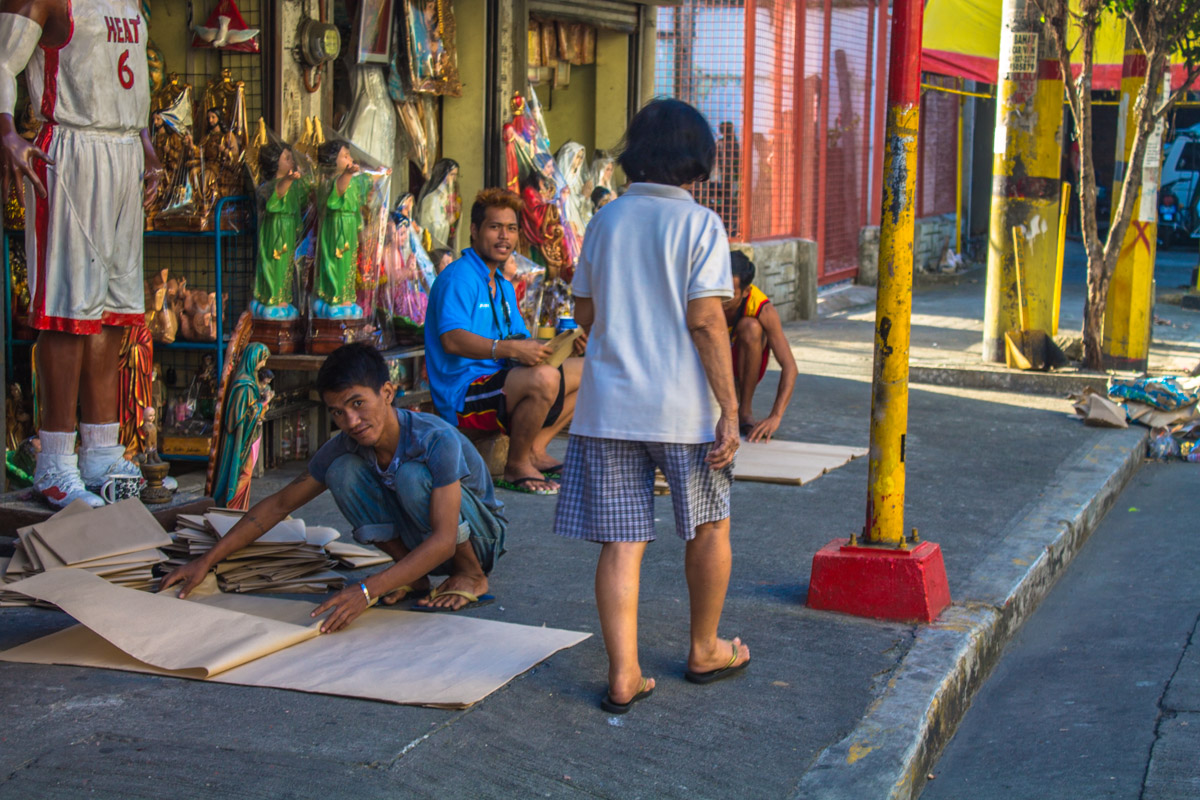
[
  {"x1": 39, "y1": 429, "x2": 78, "y2": 456},
  {"x1": 79, "y1": 422, "x2": 120, "y2": 450}
]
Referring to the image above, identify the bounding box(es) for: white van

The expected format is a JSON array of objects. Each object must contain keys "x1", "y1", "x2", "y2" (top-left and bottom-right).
[{"x1": 1157, "y1": 122, "x2": 1200, "y2": 243}]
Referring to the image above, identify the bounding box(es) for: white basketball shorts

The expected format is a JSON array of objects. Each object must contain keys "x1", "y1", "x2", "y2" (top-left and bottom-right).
[{"x1": 26, "y1": 124, "x2": 145, "y2": 334}]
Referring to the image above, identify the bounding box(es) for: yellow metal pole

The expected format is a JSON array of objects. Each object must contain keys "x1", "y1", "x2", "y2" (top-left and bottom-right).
[
  {"x1": 864, "y1": 0, "x2": 922, "y2": 547},
  {"x1": 982, "y1": 0, "x2": 1064, "y2": 362},
  {"x1": 1054, "y1": 181, "x2": 1069, "y2": 336},
  {"x1": 956, "y1": 94, "x2": 964, "y2": 255},
  {"x1": 1102, "y1": 43, "x2": 1167, "y2": 371}
]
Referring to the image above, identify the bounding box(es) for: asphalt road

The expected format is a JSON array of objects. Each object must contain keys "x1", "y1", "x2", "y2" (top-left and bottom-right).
[{"x1": 921, "y1": 461, "x2": 1200, "y2": 799}]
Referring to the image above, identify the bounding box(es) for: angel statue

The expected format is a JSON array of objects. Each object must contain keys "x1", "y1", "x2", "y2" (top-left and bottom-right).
[
  {"x1": 252, "y1": 142, "x2": 311, "y2": 320},
  {"x1": 313, "y1": 140, "x2": 375, "y2": 319}
]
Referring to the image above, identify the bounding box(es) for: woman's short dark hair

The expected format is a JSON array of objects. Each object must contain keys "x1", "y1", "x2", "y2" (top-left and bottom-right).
[
  {"x1": 617, "y1": 99, "x2": 715, "y2": 186},
  {"x1": 316, "y1": 342, "x2": 389, "y2": 396},
  {"x1": 730, "y1": 250, "x2": 756, "y2": 287},
  {"x1": 590, "y1": 186, "x2": 612, "y2": 208}
]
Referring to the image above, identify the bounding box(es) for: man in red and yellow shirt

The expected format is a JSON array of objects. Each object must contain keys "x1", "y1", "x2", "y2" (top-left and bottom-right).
[{"x1": 723, "y1": 251, "x2": 798, "y2": 442}]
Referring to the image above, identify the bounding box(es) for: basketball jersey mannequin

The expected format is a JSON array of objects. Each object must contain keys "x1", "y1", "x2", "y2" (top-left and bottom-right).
[{"x1": 0, "y1": 0, "x2": 163, "y2": 507}]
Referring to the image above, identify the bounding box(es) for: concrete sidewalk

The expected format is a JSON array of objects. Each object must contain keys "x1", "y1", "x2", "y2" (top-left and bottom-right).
[{"x1": 2, "y1": 251, "x2": 1199, "y2": 799}]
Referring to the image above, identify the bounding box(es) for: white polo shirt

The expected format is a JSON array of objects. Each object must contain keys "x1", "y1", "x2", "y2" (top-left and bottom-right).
[{"x1": 570, "y1": 182, "x2": 733, "y2": 443}]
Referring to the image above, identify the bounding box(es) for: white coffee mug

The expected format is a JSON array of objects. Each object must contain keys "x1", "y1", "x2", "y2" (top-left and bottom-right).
[{"x1": 101, "y1": 475, "x2": 144, "y2": 504}]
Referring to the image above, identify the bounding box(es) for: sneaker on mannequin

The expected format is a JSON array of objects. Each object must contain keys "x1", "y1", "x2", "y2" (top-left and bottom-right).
[
  {"x1": 79, "y1": 444, "x2": 144, "y2": 493},
  {"x1": 33, "y1": 453, "x2": 104, "y2": 508}
]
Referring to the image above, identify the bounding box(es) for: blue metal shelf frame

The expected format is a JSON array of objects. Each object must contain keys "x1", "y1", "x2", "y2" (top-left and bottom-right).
[{"x1": 3, "y1": 194, "x2": 255, "y2": 382}]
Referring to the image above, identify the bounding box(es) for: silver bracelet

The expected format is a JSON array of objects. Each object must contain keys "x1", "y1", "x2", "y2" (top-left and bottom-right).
[
  {"x1": 359, "y1": 582, "x2": 372, "y2": 605},
  {"x1": 491, "y1": 339, "x2": 499, "y2": 359}
]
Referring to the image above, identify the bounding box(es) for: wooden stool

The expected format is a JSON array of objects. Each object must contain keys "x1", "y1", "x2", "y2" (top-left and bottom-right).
[{"x1": 463, "y1": 430, "x2": 509, "y2": 480}]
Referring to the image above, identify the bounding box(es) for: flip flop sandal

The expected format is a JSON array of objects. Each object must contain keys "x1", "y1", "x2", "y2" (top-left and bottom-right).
[
  {"x1": 600, "y1": 677, "x2": 655, "y2": 714},
  {"x1": 410, "y1": 588, "x2": 497, "y2": 613},
  {"x1": 495, "y1": 476, "x2": 559, "y2": 495},
  {"x1": 540, "y1": 463, "x2": 565, "y2": 479},
  {"x1": 684, "y1": 642, "x2": 750, "y2": 685}
]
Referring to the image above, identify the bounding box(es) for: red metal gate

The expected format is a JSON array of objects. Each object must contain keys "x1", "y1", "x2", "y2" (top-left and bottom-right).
[{"x1": 656, "y1": 0, "x2": 889, "y2": 285}]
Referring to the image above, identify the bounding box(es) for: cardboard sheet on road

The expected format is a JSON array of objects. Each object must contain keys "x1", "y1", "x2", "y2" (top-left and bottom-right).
[
  {"x1": 0, "y1": 569, "x2": 590, "y2": 708},
  {"x1": 733, "y1": 439, "x2": 868, "y2": 485}
]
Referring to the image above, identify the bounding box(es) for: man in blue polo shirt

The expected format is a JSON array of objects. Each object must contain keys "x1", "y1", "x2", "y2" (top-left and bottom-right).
[{"x1": 425, "y1": 188, "x2": 582, "y2": 496}]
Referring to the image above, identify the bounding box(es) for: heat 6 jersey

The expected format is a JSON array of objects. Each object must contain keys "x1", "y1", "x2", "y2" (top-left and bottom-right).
[{"x1": 26, "y1": 1, "x2": 150, "y2": 135}]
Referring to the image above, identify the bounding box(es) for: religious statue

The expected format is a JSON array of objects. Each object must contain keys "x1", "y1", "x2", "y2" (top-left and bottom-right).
[
  {"x1": 555, "y1": 141, "x2": 592, "y2": 233},
  {"x1": 153, "y1": 72, "x2": 192, "y2": 114},
  {"x1": 415, "y1": 158, "x2": 460, "y2": 250},
  {"x1": 211, "y1": 343, "x2": 272, "y2": 510},
  {"x1": 146, "y1": 41, "x2": 166, "y2": 97},
  {"x1": 200, "y1": 68, "x2": 248, "y2": 148},
  {"x1": 502, "y1": 92, "x2": 540, "y2": 192},
  {"x1": 252, "y1": 142, "x2": 311, "y2": 321},
  {"x1": 118, "y1": 325, "x2": 154, "y2": 458},
  {"x1": 144, "y1": 268, "x2": 179, "y2": 343},
  {"x1": 591, "y1": 152, "x2": 616, "y2": 194},
  {"x1": 180, "y1": 288, "x2": 220, "y2": 341},
  {"x1": 313, "y1": 140, "x2": 375, "y2": 319},
  {"x1": 386, "y1": 193, "x2": 436, "y2": 329},
  {"x1": 519, "y1": 170, "x2": 567, "y2": 278},
  {"x1": 393, "y1": 193, "x2": 437, "y2": 289},
  {"x1": 6, "y1": 383, "x2": 32, "y2": 452},
  {"x1": 140, "y1": 406, "x2": 163, "y2": 464},
  {"x1": 200, "y1": 107, "x2": 244, "y2": 211}
]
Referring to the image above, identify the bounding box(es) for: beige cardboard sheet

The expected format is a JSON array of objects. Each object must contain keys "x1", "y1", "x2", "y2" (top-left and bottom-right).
[
  {"x1": 733, "y1": 439, "x2": 868, "y2": 485},
  {"x1": 0, "y1": 570, "x2": 590, "y2": 708},
  {"x1": 33, "y1": 500, "x2": 172, "y2": 564},
  {"x1": 4, "y1": 570, "x2": 320, "y2": 677}
]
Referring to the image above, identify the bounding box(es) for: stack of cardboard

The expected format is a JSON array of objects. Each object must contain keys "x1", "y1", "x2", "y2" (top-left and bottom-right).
[
  {"x1": 1, "y1": 499, "x2": 171, "y2": 606},
  {"x1": 163, "y1": 510, "x2": 388, "y2": 594}
]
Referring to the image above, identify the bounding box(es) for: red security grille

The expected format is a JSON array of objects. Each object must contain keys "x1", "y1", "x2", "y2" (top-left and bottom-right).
[
  {"x1": 656, "y1": 2, "x2": 747, "y2": 239},
  {"x1": 746, "y1": 0, "x2": 797, "y2": 240},
  {"x1": 917, "y1": 87, "x2": 960, "y2": 217},
  {"x1": 656, "y1": 0, "x2": 891, "y2": 285},
  {"x1": 821, "y1": 0, "x2": 875, "y2": 279}
]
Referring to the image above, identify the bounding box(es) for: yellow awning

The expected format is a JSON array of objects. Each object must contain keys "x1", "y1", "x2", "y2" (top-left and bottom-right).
[{"x1": 921, "y1": 0, "x2": 1175, "y2": 90}]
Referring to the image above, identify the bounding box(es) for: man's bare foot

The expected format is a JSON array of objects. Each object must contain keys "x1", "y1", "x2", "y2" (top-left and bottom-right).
[
  {"x1": 687, "y1": 636, "x2": 751, "y2": 675},
  {"x1": 502, "y1": 468, "x2": 558, "y2": 493},
  {"x1": 607, "y1": 674, "x2": 656, "y2": 706},
  {"x1": 416, "y1": 572, "x2": 490, "y2": 611},
  {"x1": 380, "y1": 576, "x2": 431, "y2": 605},
  {"x1": 529, "y1": 451, "x2": 564, "y2": 473}
]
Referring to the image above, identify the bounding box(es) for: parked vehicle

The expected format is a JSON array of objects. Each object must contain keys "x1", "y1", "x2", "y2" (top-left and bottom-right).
[
  {"x1": 1156, "y1": 124, "x2": 1200, "y2": 244},
  {"x1": 1157, "y1": 186, "x2": 1190, "y2": 249}
]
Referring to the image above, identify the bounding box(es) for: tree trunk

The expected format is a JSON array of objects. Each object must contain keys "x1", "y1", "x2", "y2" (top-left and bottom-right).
[{"x1": 1083, "y1": 260, "x2": 1111, "y2": 369}]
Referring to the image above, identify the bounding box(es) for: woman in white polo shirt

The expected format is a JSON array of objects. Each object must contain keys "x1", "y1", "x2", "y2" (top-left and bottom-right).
[{"x1": 554, "y1": 99, "x2": 750, "y2": 714}]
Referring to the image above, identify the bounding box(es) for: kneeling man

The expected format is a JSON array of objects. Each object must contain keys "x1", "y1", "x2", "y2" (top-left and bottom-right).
[
  {"x1": 425, "y1": 188, "x2": 582, "y2": 495},
  {"x1": 161, "y1": 343, "x2": 505, "y2": 629},
  {"x1": 724, "y1": 251, "x2": 798, "y2": 442}
]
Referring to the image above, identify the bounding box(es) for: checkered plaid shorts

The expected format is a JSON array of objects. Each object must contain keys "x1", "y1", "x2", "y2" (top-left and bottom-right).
[{"x1": 553, "y1": 435, "x2": 733, "y2": 542}]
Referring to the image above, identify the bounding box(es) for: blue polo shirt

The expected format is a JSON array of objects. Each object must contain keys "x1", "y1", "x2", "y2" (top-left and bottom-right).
[{"x1": 425, "y1": 247, "x2": 530, "y2": 423}]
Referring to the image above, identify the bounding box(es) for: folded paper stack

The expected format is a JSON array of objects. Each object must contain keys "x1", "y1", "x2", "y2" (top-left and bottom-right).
[
  {"x1": 162, "y1": 511, "x2": 390, "y2": 594},
  {"x1": 1, "y1": 499, "x2": 171, "y2": 606}
]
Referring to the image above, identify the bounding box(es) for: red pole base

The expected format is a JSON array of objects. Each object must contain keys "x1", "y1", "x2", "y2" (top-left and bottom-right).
[{"x1": 807, "y1": 538, "x2": 951, "y2": 623}]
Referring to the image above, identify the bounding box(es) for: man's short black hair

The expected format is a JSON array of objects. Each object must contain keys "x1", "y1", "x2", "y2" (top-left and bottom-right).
[
  {"x1": 730, "y1": 250, "x2": 756, "y2": 287},
  {"x1": 617, "y1": 99, "x2": 715, "y2": 187},
  {"x1": 316, "y1": 342, "x2": 389, "y2": 396},
  {"x1": 591, "y1": 186, "x2": 612, "y2": 207}
]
